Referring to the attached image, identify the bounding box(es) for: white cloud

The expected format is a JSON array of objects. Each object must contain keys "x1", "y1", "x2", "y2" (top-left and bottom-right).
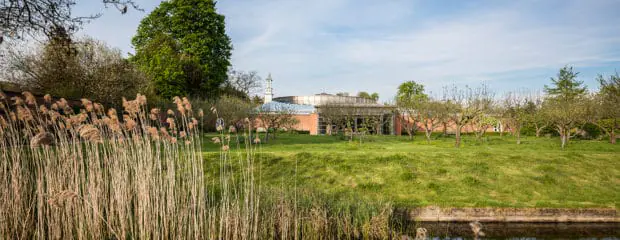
[{"x1": 218, "y1": 0, "x2": 620, "y2": 101}]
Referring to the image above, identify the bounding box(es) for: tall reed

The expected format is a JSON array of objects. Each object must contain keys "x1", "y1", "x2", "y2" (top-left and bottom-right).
[{"x1": 0, "y1": 91, "x2": 397, "y2": 239}]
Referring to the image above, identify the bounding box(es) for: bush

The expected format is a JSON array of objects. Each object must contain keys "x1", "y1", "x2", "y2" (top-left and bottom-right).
[
  {"x1": 3, "y1": 34, "x2": 148, "y2": 106},
  {"x1": 576, "y1": 122, "x2": 602, "y2": 140}
]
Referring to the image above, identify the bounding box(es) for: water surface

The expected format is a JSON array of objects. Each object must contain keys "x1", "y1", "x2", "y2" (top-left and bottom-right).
[{"x1": 402, "y1": 222, "x2": 618, "y2": 239}]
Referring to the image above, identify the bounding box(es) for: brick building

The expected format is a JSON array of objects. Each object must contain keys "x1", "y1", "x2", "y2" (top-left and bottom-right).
[
  {"x1": 258, "y1": 74, "x2": 396, "y2": 135},
  {"x1": 258, "y1": 75, "x2": 503, "y2": 136}
]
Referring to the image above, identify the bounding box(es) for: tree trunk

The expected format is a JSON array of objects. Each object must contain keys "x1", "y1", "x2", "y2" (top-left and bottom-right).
[
  {"x1": 455, "y1": 126, "x2": 462, "y2": 148},
  {"x1": 558, "y1": 126, "x2": 567, "y2": 149},
  {"x1": 516, "y1": 128, "x2": 521, "y2": 144},
  {"x1": 561, "y1": 133, "x2": 567, "y2": 149},
  {"x1": 264, "y1": 129, "x2": 270, "y2": 143},
  {"x1": 326, "y1": 123, "x2": 332, "y2": 135},
  {"x1": 475, "y1": 127, "x2": 485, "y2": 141},
  {"x1": 612, "y1": 119, "x2": 617, "y2": 144},
  {"x1": 442, "y1": 122, "x2": 448, "y2": 135},
  {"x1": 499, "y1": 120, "x2": 504, "y2": 137},
  {"x1": 425, "y1": 129, "x2": 432, "y2": 143},
  {"x1": 534, "y1": 123, "x2": 544, "y2": 138},
  {"x1": 359, "y1": 132, "x2": 363, "y2": 145}
]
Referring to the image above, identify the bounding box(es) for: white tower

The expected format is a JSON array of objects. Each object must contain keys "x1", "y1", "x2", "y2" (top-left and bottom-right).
[{"x1": 264, "y1": 73, "x2": 274, "y2": 103}]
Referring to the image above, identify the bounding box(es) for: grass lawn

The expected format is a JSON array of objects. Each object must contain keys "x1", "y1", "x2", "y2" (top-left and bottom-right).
[{"x1": 203, "y1": 133, "x2": 620, "y2": 209}]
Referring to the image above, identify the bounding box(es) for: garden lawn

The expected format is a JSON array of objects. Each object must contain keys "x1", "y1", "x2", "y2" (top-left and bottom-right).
[{"x1": 203, "y1": 133, "x2": 620, "y2": 209}]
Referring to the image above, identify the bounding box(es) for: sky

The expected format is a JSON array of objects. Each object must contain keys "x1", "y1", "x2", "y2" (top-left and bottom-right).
[{"x1": 74, "y1": 0, "x2": 620, "y2": 102}]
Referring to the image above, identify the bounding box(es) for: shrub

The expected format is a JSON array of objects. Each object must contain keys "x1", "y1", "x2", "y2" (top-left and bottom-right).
[{"x1": 4, "y1": 35, "x2": 148, "y2": 107}]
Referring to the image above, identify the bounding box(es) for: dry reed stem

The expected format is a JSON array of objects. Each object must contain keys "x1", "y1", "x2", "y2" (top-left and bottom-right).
[{"x1": 0, "y1": 93, "x2": 395, "y2": 239}]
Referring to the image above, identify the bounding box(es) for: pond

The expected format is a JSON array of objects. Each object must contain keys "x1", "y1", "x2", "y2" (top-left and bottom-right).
[{"x1": 401, "y1": 222, "x2": 619, "y2": 239}]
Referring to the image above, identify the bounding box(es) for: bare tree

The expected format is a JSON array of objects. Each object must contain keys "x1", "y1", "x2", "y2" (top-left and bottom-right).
[
  {"x1": 213, "y1": 95, "x2": 255, "y2": 131},
  {"x1": 227, "y1": 70, "x2": 262, "y2": 97},
  {"x1": 256, "y1": 103, "x2": 297, "y2": 142},
  {"x1": 502, "y1": 91, "x2": 531, "y2": 144},
  {"x1": 471, "y1": 113, "x2": 497, "y2": 141},
  {"x1": 546, "y1": 96, "x2": 588, "y2": 149},
  {"x1": 525, "y1": 93, "x2": 551, "y2": 138},
  {"x1": 444, "y1": 84, "x2": 493, "y2": 148},
  {"x1": 1, "y1": 0, "x2": 140, "y2": 41},
  {"x1": 317, "y1": 102, "x2": 345, "y2": 135},
  {"x1": 418, "y1": 99, "x2": 444, "y2": 143},
  {"x1": 437, "y1": 100, "x2": 454, "y2": 136},
  {"x1": 591, "y1": 73, "x2": 620, "y2": 144},
  {"x1": 397, "y1": 105, "x2": 419, "y2": 140}
]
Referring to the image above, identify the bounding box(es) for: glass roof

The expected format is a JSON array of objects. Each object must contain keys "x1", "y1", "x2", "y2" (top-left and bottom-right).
[{"x1": 258, "y1": 101, "x2": 316, "y2": 114}]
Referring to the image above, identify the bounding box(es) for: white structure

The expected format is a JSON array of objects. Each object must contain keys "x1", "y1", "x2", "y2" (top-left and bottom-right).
[
  {"x1": 264, "y1": 73, "x2": 273, "y2": 103},
  {"x1": 274, "y1": 94, "x2": 379, "y2": 106}
]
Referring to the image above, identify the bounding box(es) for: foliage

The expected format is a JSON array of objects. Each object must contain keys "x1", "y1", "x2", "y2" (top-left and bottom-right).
[
  {"x1": 591, "y1": 72, "x2": 620, "y2": 143},
  {"x1": 4, "y1": 33, "x2": 147, "y2": 106},
  {"x1": 523, "y1": 94, "x2": 552, "y2": 138},
  {"x1": 396, "y1": 81, "x2": 428, "y2": 104},
  {"x1": 132, "y1": 0, "x2": 232, "y2": 100},
  {"x1": 502, "y1": 91, "x2": 531, "y2": 144},
  {"x1": 471, "y1": 114, "x2": 498, "y2": 140},
  {"x1": 357, "y1": 91, "x2": 379, "y2": 101},
  {"x1": 443, "y1": 84, "x2": 493, "y2": 147},
  {"x1": 200, "y1": 95, "x2": 256, "y2": 132},
  {"x1": 396, "y1": 81, "x2": 428, "y2": 140},
  {"x1": 544, "y1": 66, "x2": 589, "y2": 149},
  {"x1": 544, "y1": 66, "x2": 587, "y2": 102}
]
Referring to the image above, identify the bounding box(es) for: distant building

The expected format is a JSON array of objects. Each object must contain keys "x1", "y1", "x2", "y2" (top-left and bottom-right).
[
  {"x1": 257, "y1": 76, "x2": 503, "y2": 136},
  {"x1": 258, "y1": 76, "x2": 396, "y2": 135}
]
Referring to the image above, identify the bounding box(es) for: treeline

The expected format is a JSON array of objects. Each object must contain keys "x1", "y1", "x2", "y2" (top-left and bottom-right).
[
  {"x1": 396, "y1": 66, "x2": 619, "y2": 149},
  {"x1": 0, "y1": 0, "x2": 261, "y2": 110}
]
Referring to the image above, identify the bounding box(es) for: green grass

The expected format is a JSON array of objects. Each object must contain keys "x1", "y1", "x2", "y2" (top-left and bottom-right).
[{"x1": 203, "y1": 133, "x2": 620, "y2": 209}]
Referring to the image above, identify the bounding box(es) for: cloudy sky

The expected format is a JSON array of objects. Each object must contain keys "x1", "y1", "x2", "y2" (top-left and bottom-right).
[{"x1": 75, "y1": 0, "x2": 620, "y2": 101}]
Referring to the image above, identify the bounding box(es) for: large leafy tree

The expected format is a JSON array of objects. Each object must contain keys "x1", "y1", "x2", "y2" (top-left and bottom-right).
[
  {"x1": 396, "y1": 81, "x2": 428, "y2": 140},
  {"x1": 132, "y1": 0, "x2": 232, "y2": 100}
]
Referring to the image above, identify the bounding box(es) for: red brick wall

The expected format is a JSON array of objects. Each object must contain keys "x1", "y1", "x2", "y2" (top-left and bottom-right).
[
  {"x1": 395, "y1": 115, "x2": 500, "y2": 135},
  {"x1": 253, "y1": 113, "x2": 319, "y2": 135},
  {"x1": 291, "y1": 113, "x2": 319, "y2": 135}
]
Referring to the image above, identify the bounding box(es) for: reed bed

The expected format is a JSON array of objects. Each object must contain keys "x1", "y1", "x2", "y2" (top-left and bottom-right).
[{"x1": 0, "y1": 91, "x2": 396, "y2": 239}]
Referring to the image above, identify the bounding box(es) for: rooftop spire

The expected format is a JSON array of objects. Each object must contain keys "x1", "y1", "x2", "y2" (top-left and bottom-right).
[{"x1": 264, "y1": 73, "x2": 273, "y2": 103}]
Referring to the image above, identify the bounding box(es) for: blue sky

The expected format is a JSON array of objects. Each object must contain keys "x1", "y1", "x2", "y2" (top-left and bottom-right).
[{"x1": 74, "y1": 0, "x2": 620, "y2": 101}]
